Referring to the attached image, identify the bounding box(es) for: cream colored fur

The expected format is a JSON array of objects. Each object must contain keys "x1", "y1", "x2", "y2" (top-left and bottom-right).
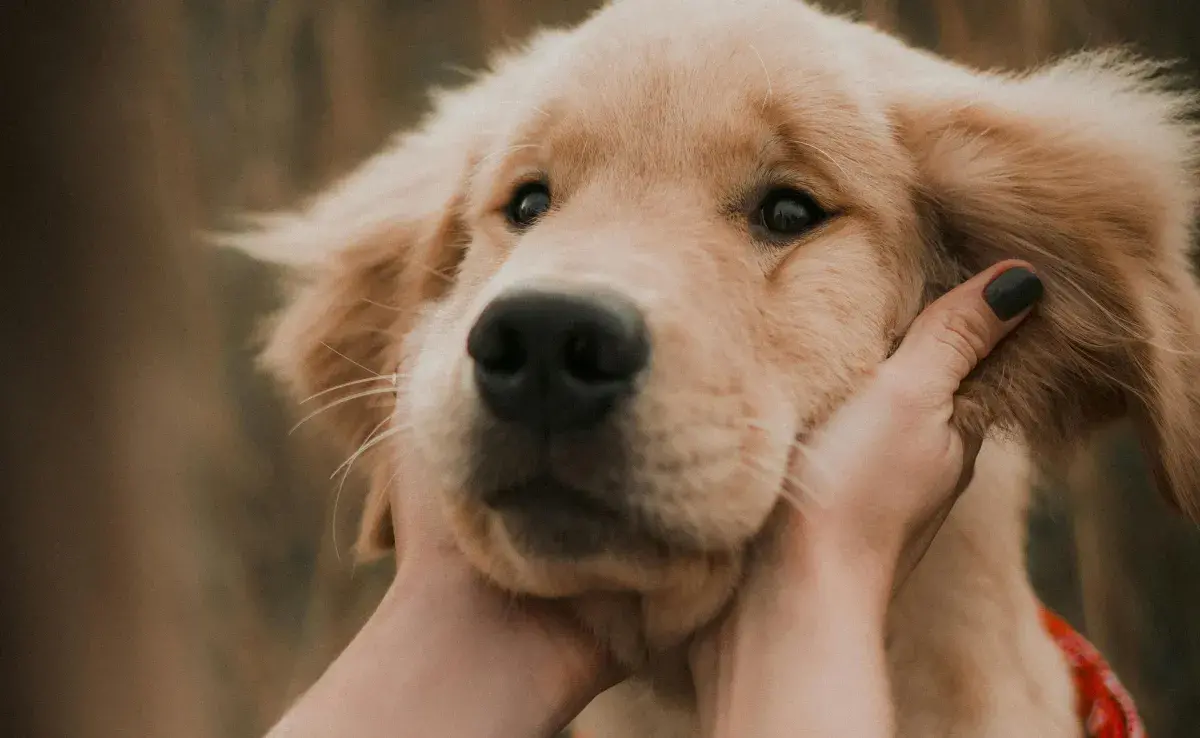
[{"x1": 227, "y1": 1, "x2": 1200, "y2": 736}]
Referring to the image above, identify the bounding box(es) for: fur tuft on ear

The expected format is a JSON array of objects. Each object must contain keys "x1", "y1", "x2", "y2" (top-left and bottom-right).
[
  {"x1": 216, "y1": 27, "x2": 576, "y2": 560},
  {"x1": 895, "y1": 50, "x2": 1200, "y2": 520},
  {"x1": 217, "y1": 96, "x2": 482, "y2": 559}
]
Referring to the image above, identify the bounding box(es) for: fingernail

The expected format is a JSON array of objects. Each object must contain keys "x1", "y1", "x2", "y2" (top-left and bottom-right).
[{"x1": 983, "y1": 267, "x2": 1043, "y2": 320}]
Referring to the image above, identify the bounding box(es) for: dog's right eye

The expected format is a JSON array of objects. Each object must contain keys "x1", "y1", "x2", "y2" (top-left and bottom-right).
[
  {"x1": 506, "y1": 182, "x2": 552, "y2": 229},
  {"x1": 755, "y1": 187, "x2": 828, "y2": 238}
]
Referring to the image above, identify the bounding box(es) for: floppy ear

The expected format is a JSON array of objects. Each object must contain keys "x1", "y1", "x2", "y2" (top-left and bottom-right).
[
  {"x1": 220, "y1": 86, "x2": 484, "y2": 558},
  {"x1": 894, "y1": 51, "x2": 1200, "y2": 520},
  {"x1": 221, "y1": 29, "x2": 574, "y2": 559}
]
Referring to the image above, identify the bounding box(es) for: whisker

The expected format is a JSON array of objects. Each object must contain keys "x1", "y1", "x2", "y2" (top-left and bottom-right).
[
  {"x1": 300, "y1": 374, "x2": 400, "y2": 405},
  {"x1": 782, "y1": 440, "x2": 838, "y2": 509},
  {"x1": 289, "y1": 387, "x2": 397, "y2": 434},
  {"x1": 330, "y1": 421, "x2": 401, "y2": 480},
  {"x1": 320, "y1": 341, "x2": 384, "y2": 377},
  {"x1": 478, "y1": 143, "x2": 540, "y2": 166},
  {"x1": 362, "y1": 297, "x2": 404, "y2": 312},
  {"x1": 331, "y1": 421, "x2": 403, "y2": 562},
  {"x1": 412, "y1": 261, "x2": 456, "y2": 285},
  {"x1": 349, "y1": 463, "x2": 405, "y2": 574},
  {"x1": 330, "y1": 416, "x2": 390, "y2": 559},
  {"x1": 487, "y1": 100, "x2": 553, "y2": 119},
  {"x1": 737, "y1": 433, "x2": 838, "y2": 511},
  {"x1": 442, "y1": 63, "x2": 480, "y2": 80},
  {"x1": 736, "y1": 452, "x2": 812, "y2": 514},
  {"x1": 790, "y1": 140, "x2": 854, "y2": 183},
  {"x1": 776, "y1": 485, "x2": 811, "y2": 514},
  {"x1": 748, "y1": 44, "x2": 773, "y2": 112}
]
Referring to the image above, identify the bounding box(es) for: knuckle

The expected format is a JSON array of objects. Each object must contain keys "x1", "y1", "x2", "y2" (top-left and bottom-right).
[{"x1": 933, "y1": 308, "x2": 990, "y2": 371}]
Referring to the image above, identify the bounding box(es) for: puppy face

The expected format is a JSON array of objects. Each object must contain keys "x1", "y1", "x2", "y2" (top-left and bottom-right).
[
  {"x1": 234, "y1": 0, "x2": 1200, "y2": 659},
  {"x1": 405, "y1": 5, "x2": 922, "y2": 605}
]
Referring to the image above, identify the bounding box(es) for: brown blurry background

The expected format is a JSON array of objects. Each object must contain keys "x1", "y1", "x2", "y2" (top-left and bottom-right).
[{"x1": 3, "y1": 1, "x2": 1199, "y2": 737}]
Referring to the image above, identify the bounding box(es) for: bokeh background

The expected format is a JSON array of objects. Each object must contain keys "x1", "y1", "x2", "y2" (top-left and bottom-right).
[{"x1": 4, "y1": 1, "x2": 1200, "y2": 737}]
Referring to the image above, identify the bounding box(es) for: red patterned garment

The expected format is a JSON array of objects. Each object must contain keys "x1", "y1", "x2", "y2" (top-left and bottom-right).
[
  {"x1": 572, "y1": 608, "x2": 1144, "y2": 738},
  {"x1": 1040, "y1": 607, "x2": 1146, "y2": 738}
]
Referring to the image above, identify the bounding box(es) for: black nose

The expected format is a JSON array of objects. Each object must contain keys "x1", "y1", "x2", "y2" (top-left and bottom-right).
[{"x1": 466, "y1": 289, "x2": 650, "y2": 432}]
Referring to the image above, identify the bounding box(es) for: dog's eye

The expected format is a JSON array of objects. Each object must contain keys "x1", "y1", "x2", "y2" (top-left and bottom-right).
[
  {"x1": 756, "y1": 188, "x2": 828, "y2": 236},
  {"x1": 506, "y1": 182, "x2": 552, "y2": 228}
]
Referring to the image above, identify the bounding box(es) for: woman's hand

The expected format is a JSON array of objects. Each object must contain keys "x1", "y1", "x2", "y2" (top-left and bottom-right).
[
  {"x1": 267, "y1": 408, "x2": 620, "y2": 738},
  {"x1": 385, "y1": 442, "x2": 622, "y2": 717},
  {"x1": 787, "y1": 259, "x2": 1044, "y2": 594},
  {"x1": 691, "y1": 260, "x2": 1044, "y2": 738}
]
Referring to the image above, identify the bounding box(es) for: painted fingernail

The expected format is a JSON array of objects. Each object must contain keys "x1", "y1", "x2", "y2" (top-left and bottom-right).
[{"x1": 983, "y1": 267, "x2": 1043, "y2": 320}]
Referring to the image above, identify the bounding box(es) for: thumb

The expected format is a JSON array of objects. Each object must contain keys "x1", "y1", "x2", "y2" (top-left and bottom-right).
[{"x1": 887, "y1": 260, "x2": 1043, "y2": 393}]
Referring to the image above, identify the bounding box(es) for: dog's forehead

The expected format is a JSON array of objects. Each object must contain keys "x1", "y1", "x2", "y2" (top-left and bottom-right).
[{"x1": 510, "y1": 3, "x2": 890, "y2": 190}]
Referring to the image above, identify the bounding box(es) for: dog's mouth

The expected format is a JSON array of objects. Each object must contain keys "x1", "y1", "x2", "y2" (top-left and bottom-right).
[
  {"x1": 485, "y1": 475, "x2": 623, "y2": 519},
  {"x1": 481, "y1": 474, "x2": 658, "y2": 558}
]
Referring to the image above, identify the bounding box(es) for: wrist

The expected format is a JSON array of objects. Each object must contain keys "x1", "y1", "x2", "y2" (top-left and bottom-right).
[
  {"x1": 694, "y1": 526, "x2": 896, "y2": 684},
  {"x1": 385, "y1": 566, "x2": 601, "y2": 733},
  {"x1": 803, "y1": 525, "x2": 897, "y2": 604},
  {"x1": 691, "y1": 531, "x2": 897, "y2": 738},
  {"x1": 269, "y1": 566, "x2": 586, "y2": 738},
  {"x1": 757, "y1": 517, "x2": 897, "y2": 626}
]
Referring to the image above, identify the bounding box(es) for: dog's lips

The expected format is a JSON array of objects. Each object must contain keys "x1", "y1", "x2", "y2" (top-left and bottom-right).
[
  {"x1": 481, "y1": 475, "x2": 656, "y2": 558},
  {"x1": 484, "y1": 475, "x2": 625, "y2": 521}
]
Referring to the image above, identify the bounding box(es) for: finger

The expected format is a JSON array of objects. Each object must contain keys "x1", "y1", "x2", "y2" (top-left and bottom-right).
[
  {"x1": 887, "y1": 260, "x2": 1043, "y2": 392},
  {"x1": 892, "y1": 430, "x2": 983, "y2": 587},
  {"x1": 954, "y1": 431, "x2": 984, "y2": 495}
]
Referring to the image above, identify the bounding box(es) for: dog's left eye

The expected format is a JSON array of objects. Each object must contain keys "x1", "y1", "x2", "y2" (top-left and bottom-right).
[
  {"x1": 506, "y1": 182, "x2": 552, "y2": 229},
  {"x1": 756, "y1": 188, "x2": 828, "y2": 236}
]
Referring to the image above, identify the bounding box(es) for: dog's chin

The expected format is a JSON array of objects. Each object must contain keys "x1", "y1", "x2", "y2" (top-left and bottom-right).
[
  {"x1": 446, "y1": 482, "x2": 755, "y2": 659},
  {"x1": 450, "y1": 507, "x2": 746, "y2": 661}
]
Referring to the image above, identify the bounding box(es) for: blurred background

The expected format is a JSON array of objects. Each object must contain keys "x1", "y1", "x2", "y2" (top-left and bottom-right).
[{"x1": 3, "y1": 1, "x2": 1200, "y2": 737}]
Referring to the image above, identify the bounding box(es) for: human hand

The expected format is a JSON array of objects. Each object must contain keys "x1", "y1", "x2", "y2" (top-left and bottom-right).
[
  {"x1": 266, "y1": 439, "x2": 623, "y2": 738},
  {"x1": 266, "y1": 449, "x2": 617, "y2": 738},
  {"x1": 384, "y1": 444, "x2": 622, "y2": 721},
  {"x1": 689, "y1": 261, "x2": 1043, "y2": 738},
  {"x1": 774, "y1": 259, "x2": 1044, "y2": 596}
]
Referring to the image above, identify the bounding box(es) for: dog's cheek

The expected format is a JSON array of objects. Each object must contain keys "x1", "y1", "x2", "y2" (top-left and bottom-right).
[
  {"x1": 449, "y1": 506, "x2": 537, "y2": 592},
  {"x1": 573, "y1": 593, "x2": 649, "y2": 669},
  {"x1": 402, "y1": 312, "x2": 477, "y2": 478},
  {"x1": 639, "y1": 552, "x2": 743, "y2": 651}
]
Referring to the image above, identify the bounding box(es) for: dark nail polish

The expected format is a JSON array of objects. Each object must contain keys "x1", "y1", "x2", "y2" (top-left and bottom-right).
[{"x1": 983, "y1": 267, "x2": 1043, "y2": 320}]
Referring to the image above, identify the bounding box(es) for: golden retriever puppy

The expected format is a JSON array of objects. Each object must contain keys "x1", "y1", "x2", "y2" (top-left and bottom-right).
[{"x1": 230, "y1": 0, "x2": 1200, "y2": 735}]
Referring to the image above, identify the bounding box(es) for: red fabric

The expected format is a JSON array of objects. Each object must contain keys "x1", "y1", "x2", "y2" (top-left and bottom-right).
[
  {"x1": 574, "y1": 608, "x2": 1144, "y2": 738},
  {"x1": 1040, "y1": 607, "x2": 1145, "y2": 738}
]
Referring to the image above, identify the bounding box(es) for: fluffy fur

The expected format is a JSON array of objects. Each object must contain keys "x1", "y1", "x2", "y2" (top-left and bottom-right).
[{"x1": 228, "y1": 1, "x2": 1200, "y2": 735}]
